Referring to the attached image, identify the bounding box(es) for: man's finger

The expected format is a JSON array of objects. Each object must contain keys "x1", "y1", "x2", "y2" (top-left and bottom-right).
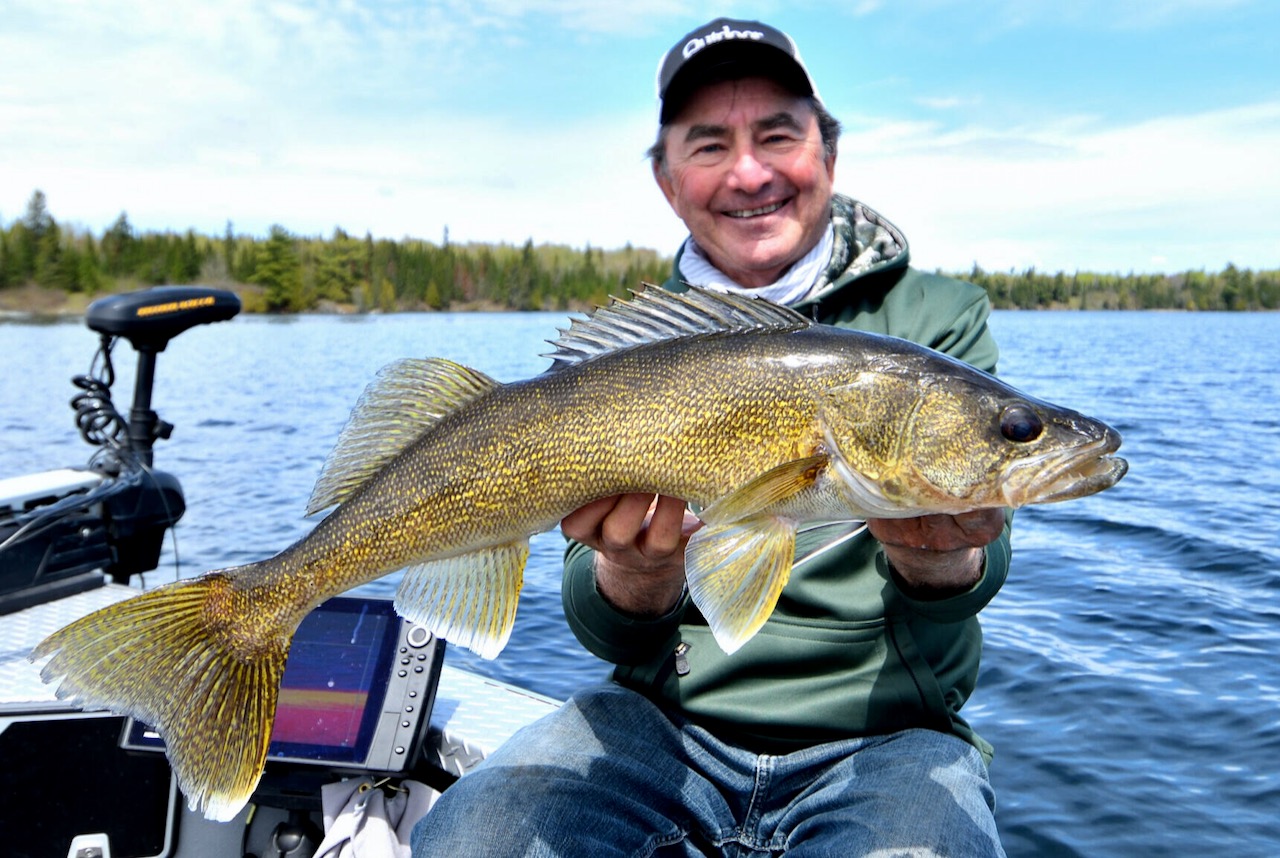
[{"x1": 599, "y1": 493, "x2": 658, "y2": 551}]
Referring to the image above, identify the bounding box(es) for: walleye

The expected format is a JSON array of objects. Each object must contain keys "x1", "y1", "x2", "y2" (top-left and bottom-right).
[{"x1": 31, "y1": 285, "x2": 1126, "y2": 820}]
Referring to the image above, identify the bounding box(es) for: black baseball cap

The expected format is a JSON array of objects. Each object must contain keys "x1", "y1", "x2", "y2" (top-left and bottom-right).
[{"x1": 656, "y1": 18, "x2": 819, "y2": 123}]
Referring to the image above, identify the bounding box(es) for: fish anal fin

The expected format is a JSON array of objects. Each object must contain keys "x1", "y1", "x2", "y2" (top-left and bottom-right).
[
  {"x1": 308, "y1": 358, "x2": 500, "y2": 515},
  {"x1": 394, "y1": 540, "x2": 528, "y2": 660},
  {"x1": 29, "y1": 571, "x2": 287, "y2": 822},
  {"x1": 699, "y1": 455, "x2": 829, "y2": 526},
  {"x1": 685, "y1": 517, "x2": 796, "y2": 654}
]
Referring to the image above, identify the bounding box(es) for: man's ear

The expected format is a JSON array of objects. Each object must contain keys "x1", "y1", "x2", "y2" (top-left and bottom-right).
[{"x1": 653, "y1": 159, "x2": 679, "y2": 210}]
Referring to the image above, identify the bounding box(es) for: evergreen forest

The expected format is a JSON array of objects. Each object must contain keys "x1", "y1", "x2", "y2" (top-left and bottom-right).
[{"x1": 3, "y1": 191, "x2": 1275, "y2": 313}]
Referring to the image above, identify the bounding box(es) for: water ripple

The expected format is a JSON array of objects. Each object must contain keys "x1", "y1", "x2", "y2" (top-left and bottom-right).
[{"x1": 4, "y1": 310, "x2": 1279, "y2": 857}]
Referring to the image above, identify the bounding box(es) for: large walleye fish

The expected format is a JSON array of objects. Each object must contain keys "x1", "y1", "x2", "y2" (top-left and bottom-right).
[{"x1": 32, "y1": 285, "x2": 1126, "y2": 820}]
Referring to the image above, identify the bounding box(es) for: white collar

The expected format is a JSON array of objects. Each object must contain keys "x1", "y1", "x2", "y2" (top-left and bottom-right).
[{"x1": 677, "y1": 224, "x2": 834, "y2": 305}]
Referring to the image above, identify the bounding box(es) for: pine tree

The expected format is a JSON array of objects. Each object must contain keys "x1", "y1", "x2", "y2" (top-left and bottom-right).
[{"x1": 252, "y1": 225, "x2": 305, "y2": 311}]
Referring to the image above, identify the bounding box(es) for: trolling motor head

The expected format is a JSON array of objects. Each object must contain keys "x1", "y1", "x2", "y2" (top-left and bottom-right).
[
  {"x1": 86, "y1": 285, "x2": 241, "y2": 353},
  {"x1": 84, "y1": 287, "x2": 241, "y2": 465}
]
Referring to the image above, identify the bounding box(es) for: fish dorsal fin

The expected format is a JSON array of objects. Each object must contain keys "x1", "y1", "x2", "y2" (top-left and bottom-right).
[
  {"x1": 545, "y1": 283, "x2": 812, "y2": 370},
  {"x1": 307, "y1": 358, "x2": 500, "y2": 515}
]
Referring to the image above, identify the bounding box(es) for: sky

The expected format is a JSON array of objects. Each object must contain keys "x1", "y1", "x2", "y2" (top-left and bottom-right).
[{"x1": 1, "y1": 0, "x2": 1276, "y2": 275}]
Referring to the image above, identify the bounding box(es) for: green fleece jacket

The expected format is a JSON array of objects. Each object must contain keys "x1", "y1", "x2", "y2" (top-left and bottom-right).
[{"x1": 562, "y1": 195, "x2": 1010, "y2": 763}]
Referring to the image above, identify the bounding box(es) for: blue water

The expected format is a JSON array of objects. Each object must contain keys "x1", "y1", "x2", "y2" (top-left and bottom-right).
[{"x1": 2, "y1": 308, "x2": 1278, "y2": 856}]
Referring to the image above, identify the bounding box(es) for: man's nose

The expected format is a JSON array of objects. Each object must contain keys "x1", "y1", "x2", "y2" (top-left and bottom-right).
[{"x1": 726, "y1": 146, "x2": 772, "y2": 193}]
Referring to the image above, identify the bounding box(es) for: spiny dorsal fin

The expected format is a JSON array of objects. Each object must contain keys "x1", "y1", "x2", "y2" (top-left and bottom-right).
[
  {"x1": 544, "y1": 283, "x2": 812, "y2": 370},
  {"x1": 307, "y1": 358, "x2": 499, "y2": 515}
]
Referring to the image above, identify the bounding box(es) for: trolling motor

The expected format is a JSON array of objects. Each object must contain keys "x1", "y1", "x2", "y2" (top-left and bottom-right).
[{"x1": 0, "y1": 286, "x2": 240, "y2": 614}]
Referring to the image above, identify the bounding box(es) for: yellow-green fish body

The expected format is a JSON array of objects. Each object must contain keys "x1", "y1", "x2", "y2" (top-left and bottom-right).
[{"x1": 32, "y1": 286, "x2": 1127, "y2": 821}]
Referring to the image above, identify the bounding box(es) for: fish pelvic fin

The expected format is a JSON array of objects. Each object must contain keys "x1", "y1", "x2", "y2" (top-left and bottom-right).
[
  {"x1": 394, "y1": 539, "x2": 528, "y2": 660},
  {"x1": 29, "y1": 572, "x2": 286, "y2": 822},
  {"x1": 307, "y1": 358, "x2": 500, "y2": 515},
  {"x1": 686, "y1": 516, "x2": 796, "y2": 655},
  {"x1": 687, "y1": 456, "x2": 837, "y2": 654}
]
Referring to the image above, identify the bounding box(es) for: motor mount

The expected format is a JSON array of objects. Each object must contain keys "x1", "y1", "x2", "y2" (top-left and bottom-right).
[{"x1": 0, "y1": 286, "x2": 241, "y2": 612}]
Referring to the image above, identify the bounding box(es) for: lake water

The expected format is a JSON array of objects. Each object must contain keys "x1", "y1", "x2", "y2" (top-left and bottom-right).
[{"x1": 2, "y1": 306, "x2": 1278, "y2": 857}]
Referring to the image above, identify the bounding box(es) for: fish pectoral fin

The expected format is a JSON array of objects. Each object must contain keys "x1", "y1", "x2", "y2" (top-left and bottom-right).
[
  {"x1": 685, "y1": 516, "x2": 796, "y2": 655},
  {"x1": 29, "y1": 571, "x2": 286, "y2": 822},
  {"x1": 307, "y1": 358, "x2": 501, "y2": 515},
  {"x1": 394, "y1": 540, "x2": 528, "y2": 660},
  {"x1": 698, "y1": 455, "x2": 829, "y2": 526}
]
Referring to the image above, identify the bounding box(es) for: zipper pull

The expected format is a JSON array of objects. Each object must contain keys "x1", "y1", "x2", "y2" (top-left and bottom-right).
[{"x1": 674, "y1": 642, "x2": 691, "y2": 676}]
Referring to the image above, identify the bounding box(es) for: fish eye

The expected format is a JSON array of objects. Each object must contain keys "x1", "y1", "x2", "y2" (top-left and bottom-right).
[{"x1": 1000, "y1": 404, "x2": 1044, "y2": 443}]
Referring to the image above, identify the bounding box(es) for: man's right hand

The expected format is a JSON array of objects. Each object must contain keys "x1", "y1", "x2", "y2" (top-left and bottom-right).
[{"x1": 560, "y1": 493, "x2": 698, "y2": 617}]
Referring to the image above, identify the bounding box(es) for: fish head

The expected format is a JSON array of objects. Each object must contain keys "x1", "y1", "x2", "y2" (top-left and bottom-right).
[{"x1": 819, "y1": 361, "x2": 1128, "y2": 517}]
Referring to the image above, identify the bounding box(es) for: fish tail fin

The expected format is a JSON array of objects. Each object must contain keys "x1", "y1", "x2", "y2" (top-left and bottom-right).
[{"x1": 30, "y1": 570, "x2": 287, "y2": 822}]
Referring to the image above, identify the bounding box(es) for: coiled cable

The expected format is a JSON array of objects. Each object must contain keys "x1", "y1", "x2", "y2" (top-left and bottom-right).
[{"x1": 71, "y1": 334, "x2": 129, "y2": 456}]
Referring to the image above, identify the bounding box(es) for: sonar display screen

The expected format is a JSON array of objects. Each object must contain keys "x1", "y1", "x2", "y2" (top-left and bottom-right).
[{"x1": 266, "y1": 598, "x2": 397, "y2": 762}]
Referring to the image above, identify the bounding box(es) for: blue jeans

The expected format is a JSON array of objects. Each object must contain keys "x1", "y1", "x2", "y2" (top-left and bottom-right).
[{"x1": 412, "y1": 682, "x2": 1004, "y2": 857}]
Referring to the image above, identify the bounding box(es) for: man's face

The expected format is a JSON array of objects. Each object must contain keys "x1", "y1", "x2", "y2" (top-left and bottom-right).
[{"x1": 655, "y1": 76, "x2": 836, "y2": 289}]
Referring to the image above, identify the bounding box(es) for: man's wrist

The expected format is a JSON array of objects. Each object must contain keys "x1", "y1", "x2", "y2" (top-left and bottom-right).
[
  {"x1": 592, "y1": 554, "x2": 686, "y2": 619},
  {"x1": 887, "y1": 546, "x2": 986, "y2": 601}
]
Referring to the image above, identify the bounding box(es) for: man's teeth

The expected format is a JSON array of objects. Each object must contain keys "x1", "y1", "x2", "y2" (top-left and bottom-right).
[{"x1": 726, "y1": 201, "x2": 784, "y2": 218}]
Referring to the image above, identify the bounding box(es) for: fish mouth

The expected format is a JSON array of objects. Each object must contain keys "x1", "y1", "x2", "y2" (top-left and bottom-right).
[
  {"x1": 1001, "y1": 434, "x2": 1128, "y2": 508},
  {"x1": 724, "y1": 199, "x2": 788, "y2": 219}
]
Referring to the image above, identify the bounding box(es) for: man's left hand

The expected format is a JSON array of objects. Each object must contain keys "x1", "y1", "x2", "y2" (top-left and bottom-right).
[{"x1": 866, "y1": 509, "x2": 1006, "y2": 598}]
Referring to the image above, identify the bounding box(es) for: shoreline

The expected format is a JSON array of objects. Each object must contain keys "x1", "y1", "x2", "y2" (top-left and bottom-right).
[
  {"x1": 2, "y1": 282, "x2": 1274, "y2": 317},
  {"x1": 0, "y1": 283, "x2": 601, "y2": 319}
]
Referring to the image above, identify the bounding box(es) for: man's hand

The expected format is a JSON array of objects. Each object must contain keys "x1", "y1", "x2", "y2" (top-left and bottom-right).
[
  {"x1": 866, "y1": 508, "x2": 1006, "y2": 598},
  {"x1": 561, "y1": 494, "x2": 700, "y2": 617}
]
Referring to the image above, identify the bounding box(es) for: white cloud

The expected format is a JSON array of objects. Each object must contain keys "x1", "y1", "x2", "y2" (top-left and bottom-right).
[
  {"x1": 0, "y1": 98, "x2": 682, "y2": 251},
  {"x1": 1101, "y1": 0, "x2": 1257, "y2": 30},
  {"x1": 858, "y1": 0, "x2": 1261, "y2": 33},
  {"x1": 2, "y1": 0, "x2": 1276, "y2": 274},
  {"x1": 915, "y1": 96, "x2": 975, "y2": 111},
  {"x1": 848, "y1": 0, "x2": 885, "y2": 15},
  {"x1": 835, "y1": 101, "x2": 1280, "y2": 272},
  {"x1": 6, "y1": 93, "x2": 1276, "y2": 273}
]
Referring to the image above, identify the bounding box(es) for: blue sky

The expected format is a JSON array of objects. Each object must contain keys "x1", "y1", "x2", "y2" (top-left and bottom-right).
[{"x1": 1, "y1": 0, "x2": 1276, "y2": 274}]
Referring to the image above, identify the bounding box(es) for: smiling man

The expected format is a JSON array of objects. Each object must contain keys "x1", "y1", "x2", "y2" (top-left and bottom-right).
[
  {"x1": 653, "y1": 75, "x2": 836, "y2": 290},
  {"x1": 414, "y1": 18, "x2": 1010, "y2": 857}
]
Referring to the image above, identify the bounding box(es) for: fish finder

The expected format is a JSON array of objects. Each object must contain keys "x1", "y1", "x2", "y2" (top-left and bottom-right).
[{"x1": 121, "y1": 595, "x2": 444, "y2": 777}]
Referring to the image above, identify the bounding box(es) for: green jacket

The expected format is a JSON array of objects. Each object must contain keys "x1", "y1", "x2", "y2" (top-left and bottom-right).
[{"x1": 562, "y1": 195, "x2": 1010, "y2": 763}]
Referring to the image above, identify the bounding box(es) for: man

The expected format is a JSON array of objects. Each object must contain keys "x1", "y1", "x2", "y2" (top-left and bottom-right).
[{"x1": 414, "y1": 18, "x2": 1009, "y2": 856}]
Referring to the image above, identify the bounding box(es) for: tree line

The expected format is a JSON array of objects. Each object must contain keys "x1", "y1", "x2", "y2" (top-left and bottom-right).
[
  {"x1": 2, "y1": 191, "x2": 1276, "y2": 312},
  {"x1": 0, "y1": 191, "x2": 671, "y2": 313},
  {"x1": 965, "y1": 263, "x2": 1278, "y2": 311}
]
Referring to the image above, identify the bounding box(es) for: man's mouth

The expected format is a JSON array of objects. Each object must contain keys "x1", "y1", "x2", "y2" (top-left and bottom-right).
[{"x1": 724, "y1": 200, "x2": 786, "y2": 219}]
